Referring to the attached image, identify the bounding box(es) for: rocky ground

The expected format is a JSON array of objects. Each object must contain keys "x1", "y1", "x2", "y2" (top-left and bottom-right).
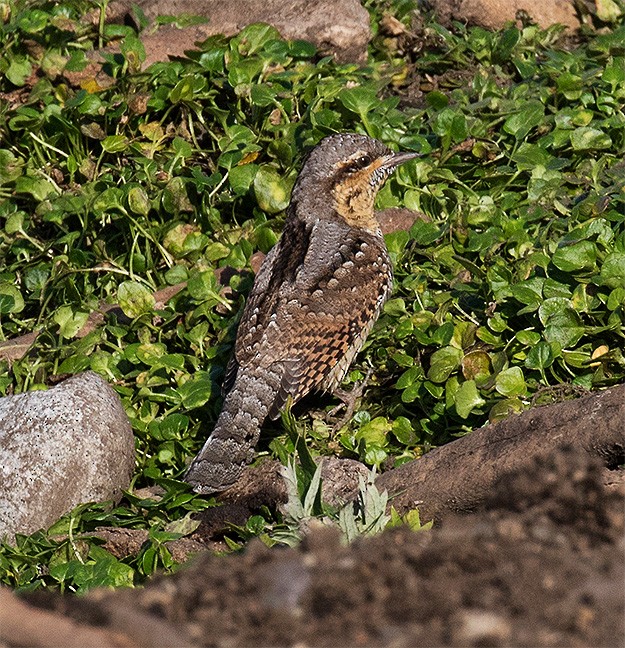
[{"x1": 12, "y1": 445, "x2": 624, "y2": 647}]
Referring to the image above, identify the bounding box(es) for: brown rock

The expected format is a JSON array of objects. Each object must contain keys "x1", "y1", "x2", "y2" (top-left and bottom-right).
[
  {"x1": 377, "y1": 206, "x2": 430, "y2": 235},
  {"x1": 99, "y1": 0, "x2": 371, "y2": 66},
  {"x1": 429, "y1": 0, "x2": 580, "y2": 30}
]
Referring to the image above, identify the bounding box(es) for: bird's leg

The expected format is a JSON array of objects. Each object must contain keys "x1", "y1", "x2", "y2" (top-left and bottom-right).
[{"x1": 327, "y1": 366, "x2": 375, "y2": 430}]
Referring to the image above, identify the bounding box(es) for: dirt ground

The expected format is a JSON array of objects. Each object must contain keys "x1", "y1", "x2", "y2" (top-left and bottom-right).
[{"x1": 19, "y1": 445, "x2": 623, "y2": 648}]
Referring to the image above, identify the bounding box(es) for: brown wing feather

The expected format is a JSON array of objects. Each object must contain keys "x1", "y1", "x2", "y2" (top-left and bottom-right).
[
  {"x1": 272, "y1": 235, "x2": 392, "y2": 411},
  {"x1": 231, "y1": 215, "x2": 392, "y2": 420},
  {"x1": 234, "y1": 215, "x2": 311, "y2": 366}
]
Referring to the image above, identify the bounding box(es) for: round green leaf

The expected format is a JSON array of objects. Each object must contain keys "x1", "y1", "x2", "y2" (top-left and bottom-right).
[
  {"x1": 178, "y1": 372, "x2": 213, "y2": 409},
  {"x1": 427, "y1": 346, "x2": 463, "y2": 383},
  {"x1": 0, "y1": 283, "x2": 24, "y2": 314},
  {"x1": 101, "y1": 135, "x2": 130, "y2": 153},
  {"x1": 495, "y1": 367, "x2": 527, "y2": 397},
  {"x1": 392, "y1": 416, "x2": 415, "y2": 445},
  {"x1": 598, "y1": 252, "x2": 625, "y2": 289},
  {"x1": 6, "y1": 56, "x2": 32, "y2": 86},
  {"x1": 489, "y1": 398, "x2": 524, "y2": 422},
  {"x1": 0, "y1": 149, "x2": 23, "y2": 184},
  {"x1": 525, "y1": 341, "x2": 555, "y2": 370},
  {"x1": 229, "y1": 163, "x2": 258, "y2": 195},
  {"x1": 118, "y1": 281, "x2": 155, "y2": 318},
  {"x1": 127, "y1": 186, "x2": 151, "y2": 216},
  {"x1": 53, "y1": 305, "x2": 89, "y2": 338},
  {"x1": 253, "y1": 166, "x2": 290, "y2": 213}
]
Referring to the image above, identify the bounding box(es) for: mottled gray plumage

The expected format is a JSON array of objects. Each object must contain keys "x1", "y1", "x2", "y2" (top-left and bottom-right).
[{"x1": 185, "y1": 133, "x2": 419, "y2": 494}]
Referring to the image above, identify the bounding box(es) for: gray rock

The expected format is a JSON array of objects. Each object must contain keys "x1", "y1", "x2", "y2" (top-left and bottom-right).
[{"x1": 0, "y1": 372, "x2": 135, "y2": 541}]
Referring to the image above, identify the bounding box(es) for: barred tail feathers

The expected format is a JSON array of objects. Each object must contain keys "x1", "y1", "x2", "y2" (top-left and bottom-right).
[{"x1": 184, "y1": 366, "x2": 280, "y2": 494}]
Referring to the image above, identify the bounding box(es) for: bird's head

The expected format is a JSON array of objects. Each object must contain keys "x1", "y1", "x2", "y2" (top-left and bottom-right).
[{"x1": 291, "y1": 133, "x2": 420, "y2": 231}]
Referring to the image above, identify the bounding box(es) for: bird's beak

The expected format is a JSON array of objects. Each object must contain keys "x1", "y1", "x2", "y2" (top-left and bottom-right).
[{"x1": 381, "y1": 151, "x2": 422, "y2": 170}]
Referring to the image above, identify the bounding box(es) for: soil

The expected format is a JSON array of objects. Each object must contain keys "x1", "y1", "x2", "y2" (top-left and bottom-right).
[{"x1": 18, "y1": 445, "x2": 624, "y2": 648}]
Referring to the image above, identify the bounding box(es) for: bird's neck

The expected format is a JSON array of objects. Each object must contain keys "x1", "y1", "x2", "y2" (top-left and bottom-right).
[{"x1": 331, "y1": 180, "x2": 379, "y2": 233}]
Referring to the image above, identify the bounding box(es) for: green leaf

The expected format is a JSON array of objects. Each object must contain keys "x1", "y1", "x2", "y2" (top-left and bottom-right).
[
  {"x1": 433, "y1": 108, "x2": 468, "y2": 144},
  {"x1": 187, "y1": 270, "x2": 219, "y2": 301},
  {"x1": 164, "y1": 513, "x2": 201, "y2": 536},
  {"x1": 570, "y1": 127, "x2": 612, "y2": 151},
  {"x1": 401, "y1": 507, "x2": 433, "y2": 532},
  {"x1": 356, "y1": 416, "x2": 392, "y2": 446},
  {"x1": 229, "y1": 163, "x2": 258, "y2": 195},
  {"x1": 0, "y1": 149, "x2": 23, "y2": 183},
  {"x1": 425, "y1": 91, "x2": 449, "y2": 110},
  {"x1": 53, "y1": 306, "x2": 89, "y2": 338},
  {"x1": 231, "y1": 23, "x2": 281, "y2": 56},
  {"x1": 383, "y1": 297, "x2": 407, "y2": 317},
  {"x1": 597, "y1": 252, "x2": 625, "y2": 289},
  {"x1": 0, "y1": 283, "x2": 24, "y2": 314},
  {"x1": 515, "y1": 330, "x2": 541, "y2": 346},
  {"x1": 607, "y1": 287, "x2": 625, "y2": 310},
  {"x1": 511, "y1": 143, "x2": 551, "y2": 171},
  {"x1": 503, "y1": 101, "x2": 544, "y2": 140},
  {"x1": 392, "y1": 417, "x2": 414, "y2": 445},
  {"x1": 538, "y1": 298, "x2": 573, "y2": 326},
  {"x1": 454, "y1": 380, "x2": 485, "y2": 418},
  {"x1": 135, "y1": 342, "x2": 166, "y2": 365},
  {"x1": 117, "y1": 281, "x2": 155, "y2": 318},
  {"x1": 495, "y1": 367, "x2": 526, "y2": 397},
  {"x1": 127, "y1": 186, "x2": 151, "y2": 216},
  {"x1": 338, "y1": 85, "x2": 378, "y2": 118},
  {"x1": 489, "y1": 398, "x2": 524, "y2": 422},
  {"x1": 525, "y1": 341, "x2": 555, "y2": 370},
  {"x1": 603, "y1": 57, "x2": 625, "y2": 90},
  {"x1": 596, "y1": 0, "x2": 623, "y2": 21},
  {"x1": 396, "y1": 365, "x2": 421, "y2": 390},
  {"x1": 557, "y1": 72, "x2": 583, "y2": 100},
  {"x1": 16, "y1": 9, "x2": 49, "y2": 33},
  {"x1": 552, "y1": 240, "x2": 597, "y2": 272},
  {"x1": 427, "y1": 346, "x2": 463, "y2": 383},
  {"x1": 410, "y1": 220, "x2": 443, "y2": 246},
  {"x1": 15, "y1": 176, "x2": 55, "y2": 201},
  {"x1": 6, "y1": 56, "x2": 32, "y2": 86},
  {"x1": 101, "y1": 135, "x2": 130, "y2": 153},
  {"x1": 253, "y1": 166, "x2": 290, "y2": 213},
  {"x1": 177, "y1": 372, "x2": 213, "y2": 409}
]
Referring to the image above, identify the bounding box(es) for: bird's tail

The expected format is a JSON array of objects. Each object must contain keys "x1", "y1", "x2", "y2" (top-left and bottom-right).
[{"x1": 184, "y1": 366, "x2": 280, "y2": 494}]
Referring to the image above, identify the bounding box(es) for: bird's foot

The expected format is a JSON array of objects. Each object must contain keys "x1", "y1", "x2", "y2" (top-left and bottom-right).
[{"x1": 326, "y1": 366, "x2": 374, "y2": 431}]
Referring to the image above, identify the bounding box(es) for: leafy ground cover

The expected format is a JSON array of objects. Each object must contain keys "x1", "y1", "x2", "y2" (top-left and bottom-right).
[{"x1": 0, "y1": 0, "x2": 624, "y2": 592}]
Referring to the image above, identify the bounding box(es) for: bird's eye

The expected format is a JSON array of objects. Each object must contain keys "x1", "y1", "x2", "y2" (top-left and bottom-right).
[{"x1": 345, "y1": 154, "x2": 372, "y2": 174}]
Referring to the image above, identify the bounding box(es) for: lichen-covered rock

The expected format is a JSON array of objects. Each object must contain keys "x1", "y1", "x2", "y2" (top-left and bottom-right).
[{"x1": 0, "y1": 372, "x2": 135, "y2": 540}]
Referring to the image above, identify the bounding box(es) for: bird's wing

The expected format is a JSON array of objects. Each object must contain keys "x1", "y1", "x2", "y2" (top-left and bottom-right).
[
  {"x1": 233, "y1": 216, "x2": 392, "y2": 418},
  {"x1": 221, "y1": 216, "x2": 308, "y2": 397}
]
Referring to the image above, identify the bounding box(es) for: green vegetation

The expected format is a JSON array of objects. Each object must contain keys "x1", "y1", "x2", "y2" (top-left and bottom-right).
[{"x1": 0, "y1": 0, "x2": 624, "y2": 591}]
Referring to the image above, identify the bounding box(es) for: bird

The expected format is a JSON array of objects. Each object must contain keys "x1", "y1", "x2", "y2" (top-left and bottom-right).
[{"x1": 184, "y1": 133, "x2": 420, "y2": 494}]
